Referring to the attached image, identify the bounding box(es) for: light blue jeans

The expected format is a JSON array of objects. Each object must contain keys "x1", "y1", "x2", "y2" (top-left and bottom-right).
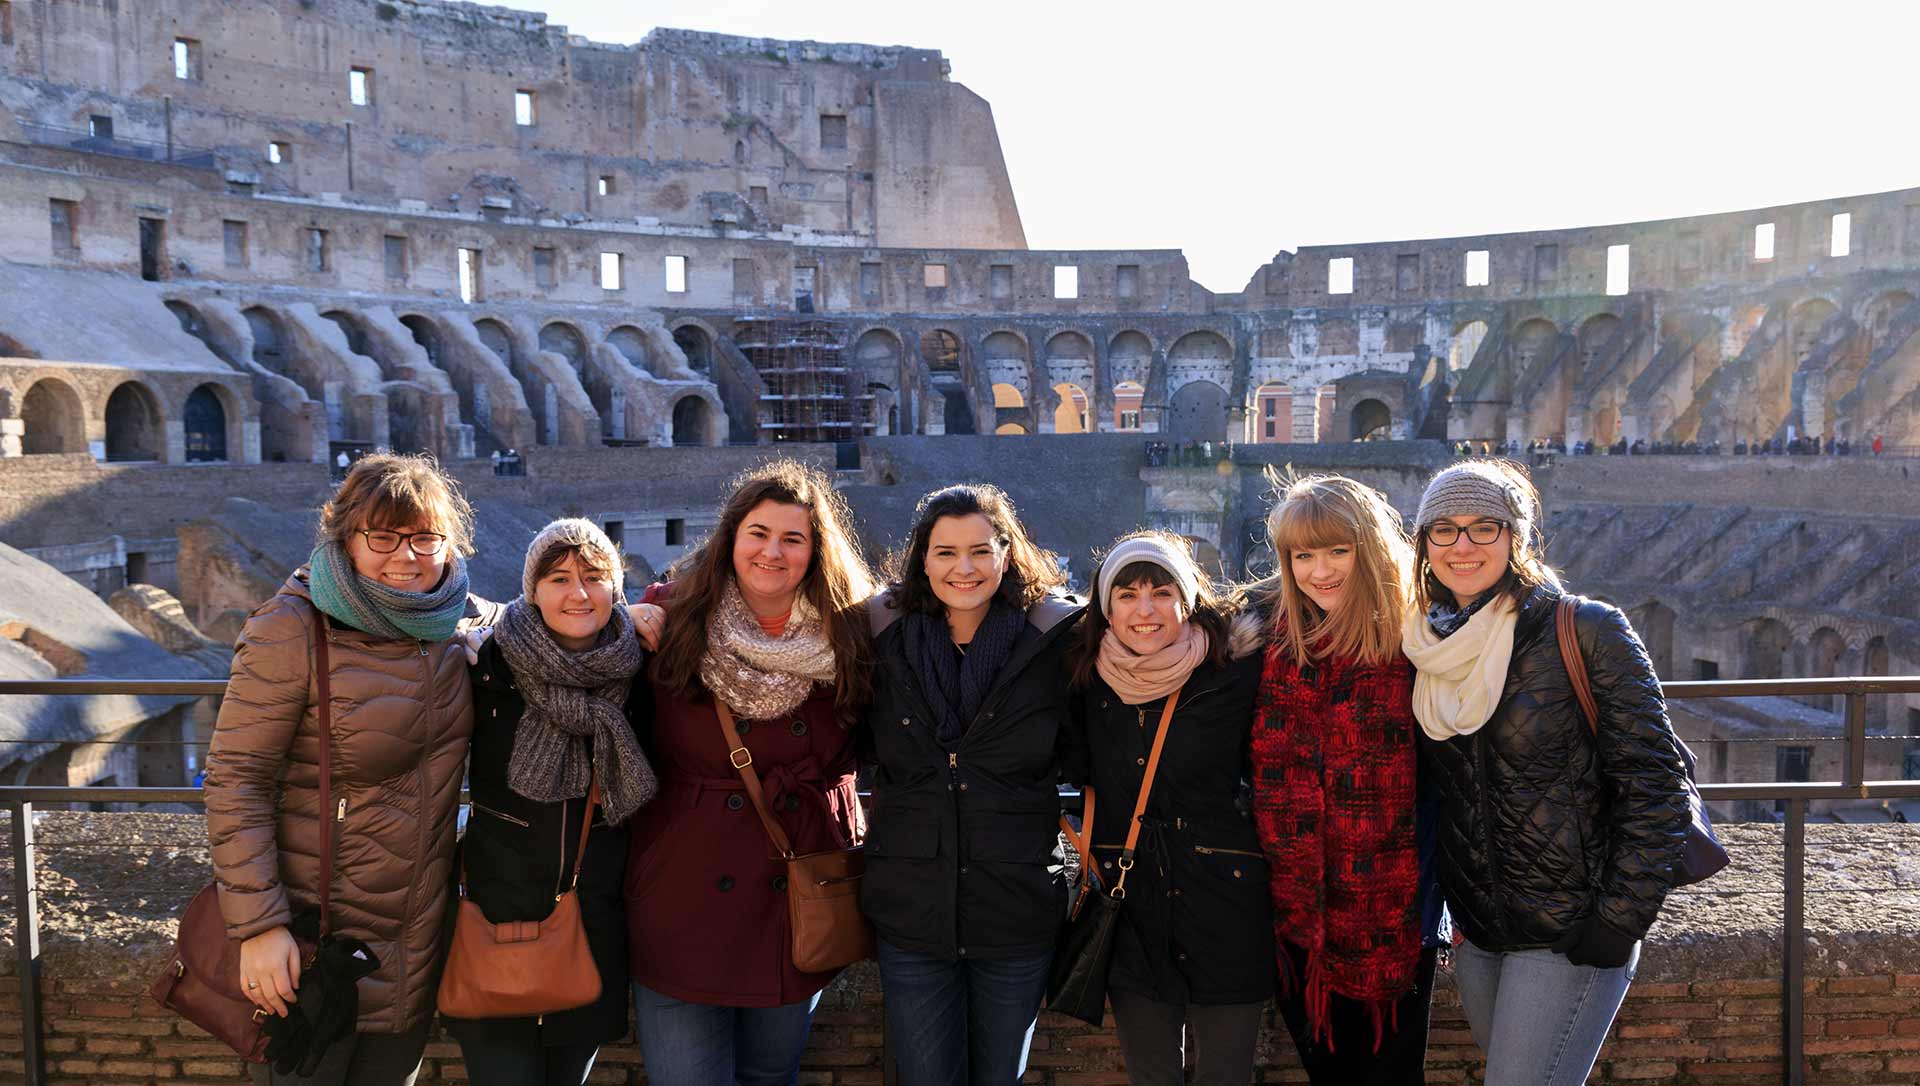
[{"x1": 1451, "y1": 936, "x2": 1639, "y2": 1086}]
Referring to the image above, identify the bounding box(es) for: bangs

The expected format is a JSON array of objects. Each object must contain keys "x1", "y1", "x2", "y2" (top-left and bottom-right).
[
  {"x1": 1107, "y1": 560, "x2": 1178, "y2": 592},
  {"x1": 357, "y1": 483, "x2": 447, "y2": 533},
  {"x1": 533, "y1": 540, "x2": 618, "y2": 583},
  {"x1": 1270, "y1": 493, "x2": 1356, "y2": 554}
]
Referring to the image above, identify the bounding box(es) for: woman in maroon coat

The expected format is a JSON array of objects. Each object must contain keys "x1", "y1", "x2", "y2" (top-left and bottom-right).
[{"x1": 622, "y1": 459, "x2": 877, "y2": 1086}]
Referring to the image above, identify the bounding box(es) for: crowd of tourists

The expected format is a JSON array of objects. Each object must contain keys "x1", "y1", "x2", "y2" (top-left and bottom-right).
[
  {"x1": 192, "y1": 450, "x2": 1696, "y2": 1086},
  {"x1": 1461, "y1": 433, "x2": 1888, "y2": 459}
]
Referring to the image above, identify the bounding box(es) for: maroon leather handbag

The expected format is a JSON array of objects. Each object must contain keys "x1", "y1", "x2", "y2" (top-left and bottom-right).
[{"x1": 149, "y1": 608, "x2": 335, "y2": 1063}]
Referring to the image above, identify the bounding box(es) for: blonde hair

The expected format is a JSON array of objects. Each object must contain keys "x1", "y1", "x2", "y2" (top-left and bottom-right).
[
  {"x1": 1412, "y1": 458, "x2": 1561, "y2": 611},
  {"x1": 317, "y1": 453, "x2": 475, "y2": 557},
  {"x1": 1254, "y1": 468, "x2": 1412, "y2": 667}
]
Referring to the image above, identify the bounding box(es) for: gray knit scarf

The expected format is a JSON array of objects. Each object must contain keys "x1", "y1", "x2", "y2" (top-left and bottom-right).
[
  {"x1": 493, "y1": 596, "x2": 658, "y2": 825},
  {"x1": 698, "y1": 581, "x2": 838, "y2": 721}
]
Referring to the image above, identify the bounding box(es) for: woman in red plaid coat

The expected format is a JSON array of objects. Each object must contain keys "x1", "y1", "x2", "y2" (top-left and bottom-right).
[{"x1": 1248, "y1": 472, "x2": 1439, "y2": 1085}]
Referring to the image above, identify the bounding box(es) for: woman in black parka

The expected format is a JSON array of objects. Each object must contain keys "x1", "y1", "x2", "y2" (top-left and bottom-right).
[
  {"x1": 1400, "y1": 461, "x2": 1688, "y2": 1086},
  {"x1": 860, "y1": 483, "x2": 1083, "y2": 1086},
  {"x1": 1063, "y1": 531, "x2": 1271, "y2": 1086},
  {"x1": 445, "y1": 519, "x2": 658, "y2": 1086}
]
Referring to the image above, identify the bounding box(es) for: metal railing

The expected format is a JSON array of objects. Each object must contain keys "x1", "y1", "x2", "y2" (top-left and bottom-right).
[
  {"x1": 5, "y1": 676, "x2": 1920, "y2": 1086},
  {"x1": 11, "y1": 122, "x2": 220, "y2": 169}
]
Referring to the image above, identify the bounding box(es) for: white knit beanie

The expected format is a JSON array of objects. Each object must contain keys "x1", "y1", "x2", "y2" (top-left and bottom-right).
[
  {"x1": 523, "y1": 518, "x2": 624, "y2": 601},
  {"x1": 1414, "y1": 461, "x2": 1535, "y2": 540},
  {"x1": 1097, "y1": 536, "x2": 1200, "y2": 615}
]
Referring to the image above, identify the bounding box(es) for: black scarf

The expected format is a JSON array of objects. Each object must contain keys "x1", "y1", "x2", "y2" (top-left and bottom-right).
[{"x1": 903, "y1": 597, "x2": 1026, "y2": 744}]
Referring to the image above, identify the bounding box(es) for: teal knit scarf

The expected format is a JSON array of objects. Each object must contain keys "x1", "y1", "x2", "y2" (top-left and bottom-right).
[{"x1": 307, "y1": 540, "x2": 469, "y2": 643}]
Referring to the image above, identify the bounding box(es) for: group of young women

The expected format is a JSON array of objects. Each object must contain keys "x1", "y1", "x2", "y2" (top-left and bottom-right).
[{"x1": 203, "y1": 450, "x2": 1692, "y2": 1086}]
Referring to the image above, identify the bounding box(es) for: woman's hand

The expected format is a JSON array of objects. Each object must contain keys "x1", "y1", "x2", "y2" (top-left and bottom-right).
[
  {"x1": 459, "y1": 626, "x2": 492, "y2": 665},
  {"x1": 629, "y1": 603, "x2": 666, "y2": 652},
  {"x1": 239, "y1": 925, "x2": 301, "y2": 1017}
]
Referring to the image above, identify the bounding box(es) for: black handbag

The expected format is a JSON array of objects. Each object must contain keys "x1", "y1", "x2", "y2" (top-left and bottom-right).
[
  {"x1": 1046, "y1": 689, "x2": 1181, "y2": 1026},
  {"x1": 1557, "y1": 597, "x2": 1730, "y2": 887}
]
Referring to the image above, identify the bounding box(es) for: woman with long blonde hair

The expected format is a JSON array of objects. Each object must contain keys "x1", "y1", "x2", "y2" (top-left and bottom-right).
[{"x1": 1248, "y1": 470, "x2": 1439, "y2": 1085}]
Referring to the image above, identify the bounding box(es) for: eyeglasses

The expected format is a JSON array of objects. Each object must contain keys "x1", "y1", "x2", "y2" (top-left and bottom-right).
[
  {"x1": 1427, "y1": 521, "x2": 1506, "y2": 547},
  {"x1": 355, "y1": 529, "x2": 448, "y2": 556}
]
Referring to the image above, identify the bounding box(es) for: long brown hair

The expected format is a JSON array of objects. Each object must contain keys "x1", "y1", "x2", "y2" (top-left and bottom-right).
[
  {"x1": 1070, "y1": 530, "x2": 1236, "y2": 688},
  {"x1": 650, "y1": 459, "x2": 877, "y2": 722},
  {"x1": 1411, "y1": 458, "x2": 1562, "y2": 612},
  {"x1": 1251, "y1": 468, "x2": 1411, "y2": 667},
  {"x1": 885, "y1": 483, "x2": 1065, "y2": 615}
]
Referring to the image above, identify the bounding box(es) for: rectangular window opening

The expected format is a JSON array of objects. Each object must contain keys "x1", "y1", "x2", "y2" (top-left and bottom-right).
[
  {"x1": 819, "y1": 114, "x2": 847, "y2": 151},
  {"x1": 1396, "y1": 253, "x2": 1420, "y2": 292},
  {"x1": 48, "y1": 199, "x2": 77, "y2": 253},
  {"x1": 860, "y1": 261, "x2": 881, "y2": 302},
  {"x1": 223, "y1": 220, "x2": 249, "y2": 268},
  {"x1": 1116, "y1": 264, "x2": 1140, "y2": 300},
  {"x1": 88, "y1": 114, "x2": 113, "y2": 139},
  {"x1": 665, "y1": 518, "x2": 686, "y2": 546},
  {"x1": 732, "y1": 258, "x2": 755, "y2": 302},
  {"x1": 138, "y1": 217, "x2": 165, "y2": 282},
  {"x1": 599, "y1": 251, "x2": 623, "y2": 291},
  {"x1": 597, "y1": 175, "x2": 614, "y2": 197},
  {"x1": 349, "y1": 67, "x2": 372, "y2": 107},
  {"x1": 1754, "y1": 222, "x2": 1776, "y2": 262},
  {"x1": 793, "y1": 265, "x2": 817, "y2": 311},
  {"x1": 1327, "y1": 256, "x2": 1354, "y2": 295},
  {"x1": 532, "y1": 247, "x2": 556, "y2": 290},
  {"x1": 1464, "y1": 249, "x2": 1490, "y2": 287},
  {"x1": 664, "y1": 255, "x2": 688, "y2": 294},
  {"x1": 989, "y1": 264, "x2": 1013, "y2": 301},
  {"x1": 268, "y1": 140, "x2": 290, "y2": 165},
  {"x1": 1533, "y1": 243, "x2": 1559, "y2": 284},
  {"x1": 514, "y1": 90, "x2": 536, "y2": 127},
  {"x1": 1053, "y1": 265, "x2": 1079, "y2": 300},
  {"x1": 457, "y1": 247, "x2": 481, "y2": 303},
  {"x1": 1, "y1": 3, "x2": 13, "y2": 47},
  {"x1": 1831, "y1": 212, "x2": 1852, "y2": 258},
  {"x1": 1605, "y1": 244, "x2": 1630, "y2": 296},
  {"x1": 1693, "y1": 658, "x2": 1719, "y2": 681},
  {"x1": 173, "y1": 38, "x2": 200, "y2": 81},
  {"x1": 383, "y1": 235, "x2": 408, "y2": 281},
  {"x1": 603, "y1": 521, "x2": 624, "y2": 548},
  {"x1": 749, "y1": 185, "x2": 768, "y2": 206},
  {"x1": 306, "y1": 228, "x2": 329, "y2": 273},
  {"x1": 923, "y1": 263, "x2": 948, "y2": 289},
  {"x1": 1120, "y1": 410, "x2": 1141, "y2": 431}
]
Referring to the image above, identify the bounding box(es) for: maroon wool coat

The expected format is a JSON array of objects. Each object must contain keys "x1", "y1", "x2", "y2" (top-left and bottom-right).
[{"x1": 624, "y1": 582, "x2": 866, "y2": 1007}]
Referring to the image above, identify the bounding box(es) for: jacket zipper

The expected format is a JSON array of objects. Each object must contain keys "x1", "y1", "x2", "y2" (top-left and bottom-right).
[
  {"x1": 470, "y1": 801, "x2": 529, "y2": 827},
  {"x1": 1471, "y1": 731, "x2": 1510, "y2": 939},
  {"x1": 1192, "y1": 845, "x2": 1265, "y2": 859},
  {"x1": 394, "y1": 639, "x2": 433, "y2": 1019}
]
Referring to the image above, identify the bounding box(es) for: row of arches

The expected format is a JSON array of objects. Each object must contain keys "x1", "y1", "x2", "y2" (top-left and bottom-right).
[{"x1": 12, "y1": 375, "x2": 237, "y2": 463}]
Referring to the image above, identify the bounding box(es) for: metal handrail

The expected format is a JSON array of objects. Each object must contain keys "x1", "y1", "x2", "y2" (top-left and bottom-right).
[{"x1": 6, "y1": 677, "x2": 1918, "y2": 1086}]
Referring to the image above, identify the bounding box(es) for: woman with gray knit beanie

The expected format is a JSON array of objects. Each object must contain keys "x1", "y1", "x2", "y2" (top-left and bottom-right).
[
  {"x1": 444, "y1": 518, "x2": 658, "y2": 1086},
  {"x1": 1402, "y1": 460, "x2": 1689, "y2": 1086}
]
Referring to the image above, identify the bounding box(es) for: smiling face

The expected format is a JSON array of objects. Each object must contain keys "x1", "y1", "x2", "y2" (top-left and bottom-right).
[
  {"x1": 1289, "y1": 542, "x2": 1356, "y2": 615},
  {"x1": 924, "y1": 513, "x2": 1009, "y2": 617},
  {"x1": 1108, "y1": 576, "x2": 1188, "y2": 656},
  {"x1": 1425, "y1": 514, "x2": 1510, "y2": 606},
  {"x1": 730, "y1": 500, "x2": 814, "y2": 618},
  {"x1": 345, "y1": 520, "x2": 450, "y2": 592},
  {"x1": 532, "y1": 550, "x2": 615, "y2": 652}
]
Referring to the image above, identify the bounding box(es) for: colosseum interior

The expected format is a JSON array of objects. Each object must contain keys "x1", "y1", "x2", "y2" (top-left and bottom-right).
[{"x1": 2, "y1": 1, "x2": 1919, "y2": 1082}]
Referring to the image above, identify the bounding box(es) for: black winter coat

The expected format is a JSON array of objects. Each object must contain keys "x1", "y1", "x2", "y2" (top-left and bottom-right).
[
  {"x1": 441, "y1": 637, "x2": 649, "y2": 1048},
  {"x1": 1419, "y1": 587, "x2": 1689, "y2": 952},
  {"x1": 1066, "y1": 653, "x2": 1274, "y2": 1006},
  {"x1": 859, "y1": 593, "x2": 1085, "y2": 960}
]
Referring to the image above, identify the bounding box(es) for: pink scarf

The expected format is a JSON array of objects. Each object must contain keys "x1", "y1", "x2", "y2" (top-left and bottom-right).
[{"x1": 1096, "y1": 623, "x2": 1209, "y2": 705}]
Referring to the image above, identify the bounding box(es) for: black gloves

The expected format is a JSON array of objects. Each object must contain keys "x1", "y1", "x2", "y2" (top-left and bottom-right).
[
  {"x1": 262, "y1": 934, "x2": 380, "y2": 1076},
  {"x1": 1551, "y1": 913, "x2": 1638, "y2": 969}
]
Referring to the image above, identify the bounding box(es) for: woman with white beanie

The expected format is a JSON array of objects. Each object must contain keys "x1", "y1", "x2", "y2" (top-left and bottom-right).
[
  {"x1": 1403, "y1": 460, "x2": 1688, "y2": 1086},
  {"x1": 445, "y1": 518, "x2": 658, "y2": 1085}
]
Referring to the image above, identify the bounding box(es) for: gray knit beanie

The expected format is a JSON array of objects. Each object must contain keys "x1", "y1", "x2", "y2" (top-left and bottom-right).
[
  {"x1": 523, "y1": 518, "x2": 625, "y2": 601},
  {"x1": 1414, "y1": 461, "x2": 1535, "y2": 539}
]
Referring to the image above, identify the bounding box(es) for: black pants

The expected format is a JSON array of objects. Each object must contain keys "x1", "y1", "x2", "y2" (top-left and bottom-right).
[
  {"x1": 1273, "y1": 942, "x2": 1438, "y2": 1086},
  {"x1": 250, "y1": 1019, "x2": 430, "y2": 1086},
  {"x1": 1106, "y1": 987, "x2": 1265, "y2": 1086},
  {"x1": 454, "y1": 1031, "x2": 601, "y2": 1086}
]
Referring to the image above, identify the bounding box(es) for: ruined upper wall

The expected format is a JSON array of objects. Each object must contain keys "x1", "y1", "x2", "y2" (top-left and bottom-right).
[{"x1": 0, "y1": 0, "x2": 1025, "y2": 247}]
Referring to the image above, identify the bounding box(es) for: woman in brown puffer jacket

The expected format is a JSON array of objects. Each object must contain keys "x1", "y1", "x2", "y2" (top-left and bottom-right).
[{"x1": 204, "y1": 454, "x2": 500, "y2": 1086}]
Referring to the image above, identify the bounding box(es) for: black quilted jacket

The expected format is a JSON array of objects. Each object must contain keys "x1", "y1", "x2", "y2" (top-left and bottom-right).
[{"x1": 1418, "y1": 586, "x2": 1689, "y2": 952}]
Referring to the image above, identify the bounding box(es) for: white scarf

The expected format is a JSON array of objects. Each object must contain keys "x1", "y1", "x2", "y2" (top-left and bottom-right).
[{"x1": 1400, "y1": 595, "x2": 1519, "y2": 740}]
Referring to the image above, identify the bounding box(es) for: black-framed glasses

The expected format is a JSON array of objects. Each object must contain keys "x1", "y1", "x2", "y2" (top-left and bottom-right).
[
  {"x1": 1427, "y1": 521, "x2": 1506, "y2": 547},
  {"x1": 355, "y1": 529, "x2": 448, "y2": 556}
]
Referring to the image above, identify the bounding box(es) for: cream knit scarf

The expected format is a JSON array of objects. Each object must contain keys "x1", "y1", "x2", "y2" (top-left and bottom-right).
[
  {"x1": 698, "y1": 580, "x2": 838, "y2": 720},
  {"x1": 1400, "y1": 595, "x2": 1519, "y2": 740}
]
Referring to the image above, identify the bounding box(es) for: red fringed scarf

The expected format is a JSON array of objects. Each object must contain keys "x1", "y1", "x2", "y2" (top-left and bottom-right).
[{"x1": 1251, "y1": 638, "x2": 1422, "y2": 1052}]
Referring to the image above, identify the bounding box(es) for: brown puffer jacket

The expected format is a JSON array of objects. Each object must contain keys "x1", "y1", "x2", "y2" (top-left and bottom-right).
[{"x1": 203, "y1": 568, "x2": 478, "y2": 1034}]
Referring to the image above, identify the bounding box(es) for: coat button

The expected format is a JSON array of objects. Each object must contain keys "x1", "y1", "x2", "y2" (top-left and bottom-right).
[
  {"x1": 726, "y1": 794, "x2": 745, "y2": 811},
  {"x1": 717, "y1": 876, "x2": 735, "y2": 891},
  {"x1": 1232, "y1": 869, "x2": 1244, "y2": 879},
  {"x1": 772, "y1": 875, "x2": 788, "y2": 892},
  {"x1": 791, "y1": 720, "x2": 809, "y2": 736},
  {"x1": 783, "y1": 794, "x2": 802, "y2": 812},
  {"x1": 738, "y1": 721, "x2": 752, "y2": 735},
  {"x1": 957, "y1": 947, "x2": 968, "y2": 957},
  {"x1": 1135, "y1": 757, "x2": 1145, "y2": 766},
  {"x1": 958, "y1": 782, "x2": 969, "y2": 792},
  {"x1": 900, "y1": 716, "x2": 911, "y2": 727},
  {"x1": 959, "y1": 865, "x2": 969, "y2": 875},
  {"x1": 482, "y1": 674, "x2": 490, "y2": 681}
]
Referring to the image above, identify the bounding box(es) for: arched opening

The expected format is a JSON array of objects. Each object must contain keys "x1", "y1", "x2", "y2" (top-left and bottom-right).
[
  {"x1": 104, "y1": 381, "x2": 164, "y2": 462},
  {"x1": 853, "y1": 329, "x2": 903, "y2": 435},
  {"x1": 1512, "y1": 319, "x2": 1559, "y2": 373},
  {"x1": 1745, "y1": 617, "x2": 1791, "y2": 680},
  {"x1": 320, "y1": 309, "x2": 373, "y2": 360},
  {"x1": 1807, "y1": 627, "x2": 1847, "y2": 712},
  {"x1": 672, "y1": 325, "x2": 712, "y2": 373},
  {"x1": 1577, "y1": 313, "x2": 1623, "y2": 371},
  {"x1": 1867, "y1": 291, "x2": 1916, "y2": 357},
  {"x1": 992, "y1": 382, "x2": 1028, "y2": 435},
  {"x1": 1252, "y1": 382, "x2": 1292, "y2": 443},
  {"x1": 942, "y1": 387, "x2": 976, "y2": 435},
  {"x1": 671, "y1": 396, "x2": 710, "y2": 446},
  {"x1": 243, "y1": 306, "x2": 288, "y2": 373},
  {"x1": 539, "y1": 322, "x2": 587, "y2": 372},
  {"x1": 1788, "y1": 299, "x2": 1839, "y2": 365},
  {"x1": 1349, "y1": 398, "x2": 1392, "y2": 441},
  {"x1": 1628, "y1": 600, "x2": 1678, "y2": 681},
  {"x1": 922, "y1": 329, "x2": 971, "y2": 434},
  {"x1": 1165, "y1": 380, "x2": 1228, "y2": 443},
  {"x1": 399, "y1": 314, "x2": 441, "y2": 368},
  {"x1": 608, "y1": 326, "x2": 650, "y2": 374},
  {"x1": 19, "y1": 378, "x2": 86, "y2": 455},
  {"x1": 1448, "y1": 320, "x2": 1489, "y2": 376},
  {"x1": 1052, "y1": 383, "x2": 1089, "y2": 434},
  {"x1": 921, "y1": 329, "x2": 963, "y2": 373},
  {"x1": 1169, "y1": 331, "x2": 1231, "y2": 370},
  {"x1": 183, "y1": 383, "x2": 229, "y2": 462},
  {"x1": 1113, "y1": 380, "x2": 1145, "y2": 432}
]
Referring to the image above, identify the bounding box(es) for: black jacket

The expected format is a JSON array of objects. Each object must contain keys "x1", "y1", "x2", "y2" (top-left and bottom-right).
[
  {"x1": 1419, "y1": 587, "x2": 1689, "y2": 952},
  {"x1": 859, "y1": 592, "x2": 1085, "y2": 960},
  {"x1": 1067, "y1": 653, "x2": 1273, "y2": 1006},
  {"x1": 441, "y1": 637, "x2": 650, "y2": 1048}
]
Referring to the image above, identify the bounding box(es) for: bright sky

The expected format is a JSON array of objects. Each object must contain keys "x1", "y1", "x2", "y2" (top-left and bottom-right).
[{"x1": 535, "y1": 0, "x2": 1916, "y2": 294}]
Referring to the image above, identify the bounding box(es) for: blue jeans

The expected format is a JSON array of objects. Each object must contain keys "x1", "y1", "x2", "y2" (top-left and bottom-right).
[
  {"x1": 454, "y1": 1035, "x2": 598, "y2": 1086},
  {"x1": 632, "y1": 983, "x2": 821, "y2": 1086},
  {"x1": 1451, "y1": 936, "x2": 1639, "y2": 1086},
  {"x1": 876, "y1": 939, "x2": 1052, "y2": 1086}
]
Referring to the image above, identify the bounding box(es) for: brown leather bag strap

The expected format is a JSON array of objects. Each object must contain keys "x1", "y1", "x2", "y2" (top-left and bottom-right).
[
  {"x1": 562, "y1": 779, "x2": 600, "y2": 897},
  {"x1": 310, "y1": 609, "x2": 334, "y2": 939},
  {"x1": 1556, "y1": 596, "x2": 1600, "y2": 736},
  {"x1": 715, "y1": 701, "x2": 795, "y2": 860},
  {"x1": 1112, "y1": 689, "x2": 1180, "y2": 898},
  {"x1": 1058, "y1": 788, "x2": 1096, "y2": 887}
]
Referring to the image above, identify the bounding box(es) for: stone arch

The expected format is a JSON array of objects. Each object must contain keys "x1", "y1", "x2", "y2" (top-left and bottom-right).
[
  {"x1": 1577, "y1": 312, "x2": 1623, "y2": 371},
  {"x1": 319, "y1": 308, "x2": 375, "y2": 361},
  {"x1": 1165, "y1": 380, "x2": 1228, "y2": 443},
  {"x1": 104, "y1": 380, "x2": 165, "y2": 462},
  {"x1": 1449, "y1": 319, "x2": 1489, "y2": 373},
  {"x1": 183, "y1": 382, "x2": 232, "y2": 462},
  {"x1": 1744, "y1": 617, "x2": 1791, "y2": 680},
  {"x1": 1512, "y1": 318, "x2": 1560, "y2": 372},
  {"x1": 921, "y1": 329, "x2": 965, "y2": 374},
  {"x1": 992, "y1": 382, "x2": 1029, "y2": 434},
  {"x1": 607, "y1": 326, "x2": 651, "y2": 374},
  {"x1": 1108, "y1": 331, "x2": 1154, "y2": 387},
  {"x1": 1317, "y1": 319, "x2": 1359, "y2": 357},
  {"x1": 1866, "y1": 291, "x2": 1916, "y2": 355},
  {"x1": 982, "y1": 331, "x2": 1031, "y2": 398},
  {"x1": 19, "y1": 377, "x2": 87, "y2": 455},
  {"x1": 1052, "y1": 383, "x2": 1089, "y2": 433},
  {"x1": 243, "y1": 306, "x2": 291, "y2": 375},
  {"x1": 539, "y1": 322, "x2": 588, "y2": 372},
  {"x1": 1350, "y1": 398, "x2": 1392, "y2": 441},
  {"x1": 852, "y1": 327, "x2": 903, "y2": 435},
  {"x1": 671, "y1": 394, "x2": 713, "y2": 446},
  {"x1": 1168, "y1": 330, "x2": 1231, "y2": 365},
  {"x1": 398, "y1": 313, "x2": 442, "y2": 369},
  {"x1": 1627, "y1": 600, "x2": 1677, "y2": 681},
  {"x1": 1808, "y1": 626, "x2": 1847, "y2": 712},
  {"x1": 475, "y1": 317, "x2": 554, "y2": 446},
  {"x1": 1113, "y1": 380, "x2": 1145, "y2": 432},
  {"x1": 1252, "y1": 381, "x2": 1292, "y2": 443},
  {"x1": 1788, "y1": 299, "x2": 1839, "y2": 365},
  {"x1": 671, "y1": 323, "x2": 713, "y2": 374}
]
